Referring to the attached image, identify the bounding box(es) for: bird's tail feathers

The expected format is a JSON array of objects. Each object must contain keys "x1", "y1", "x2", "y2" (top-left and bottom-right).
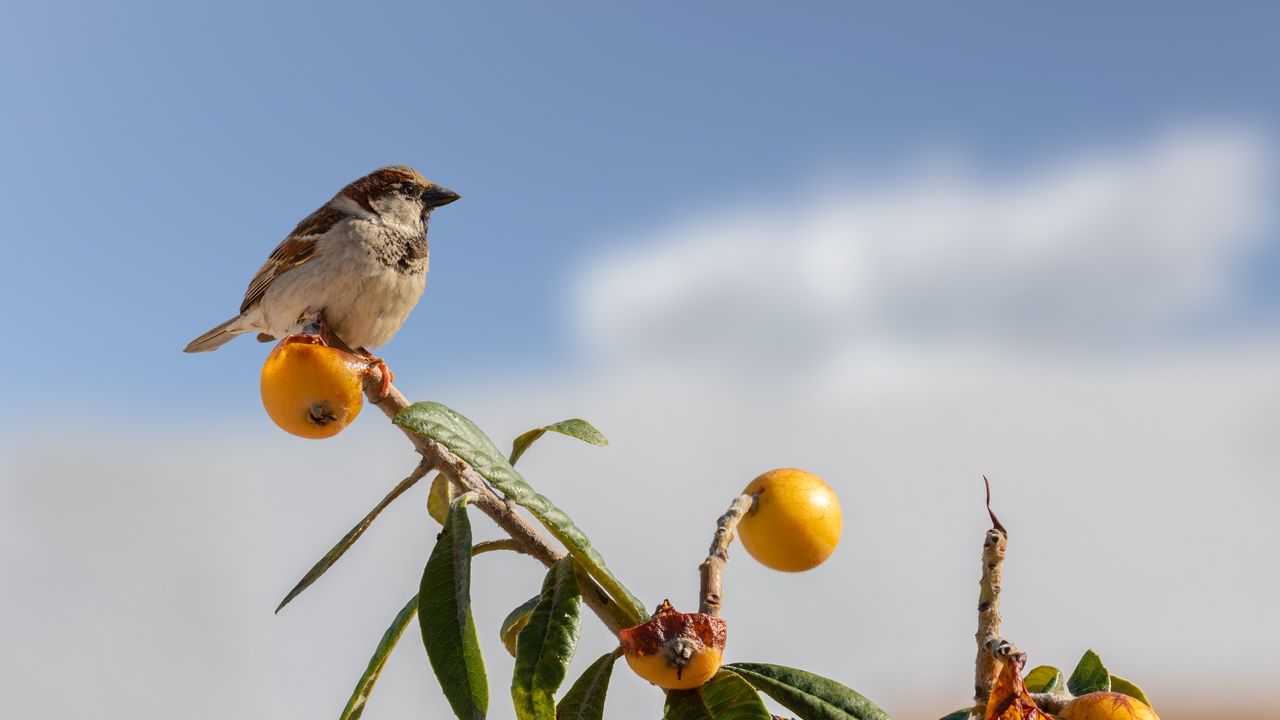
[{"x1": 184, "y1": 316, "x2": 247, "y2": 353}]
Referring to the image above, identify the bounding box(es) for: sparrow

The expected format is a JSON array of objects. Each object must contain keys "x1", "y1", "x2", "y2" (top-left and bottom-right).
[{"x1": 184, "y1": 165, "x2": 459, "y2": 392}]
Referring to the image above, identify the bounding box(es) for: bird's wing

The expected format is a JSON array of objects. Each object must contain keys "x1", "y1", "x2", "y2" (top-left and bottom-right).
[{"x1": 240, "y1": 205, "x2": 346, "y2": 313}]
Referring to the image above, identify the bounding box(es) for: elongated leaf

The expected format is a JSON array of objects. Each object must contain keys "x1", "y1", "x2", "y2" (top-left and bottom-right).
[
  {"x1": 724, "y1": 663, "x2": 891, "y2": 720},
  {"x1": 556, "y1": 650, "x2": 620, "y2": 720},
  {"x1": 512, "y1": 558, "x2": 583, "y2": 720},
  {"x1": 664, "y1": 670, "x2": 771, "y2": 720},
  {"x1": 396, "y1": 402, "x2": 646, "y2": 625},
  {"x1": 1066, "y1": 650, "x2": 1109, "y2": 696},
  {"x1": 420, "y1": 495, "x2": 487, "y2": 720},
  {"x1": 276, "y1": 465, "x2": 427, "y2": 612},
  {"x1": 510, "y1": 419, "x2": 609, "y2": 465},
  {"x1": 938, "y1": 710, "x2": 973, "y2": 720},
  {"x1": 499, "y1": 595, "x2": 542, "y2": 657},
  {"x1": 339, "y1": 594, "x2": 418, "y2": 720},
  {"x1": 1022, "y1": 665, "x2": 1063, "y2": 694},
  {"x1": 1108, "y1": 675, "x2": 1151, "y2": 707}
]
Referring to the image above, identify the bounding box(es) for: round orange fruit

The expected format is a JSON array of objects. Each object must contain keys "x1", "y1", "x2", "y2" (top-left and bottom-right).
[
  {"x1": 737, "y1": 468, "x2": 842, "y2": 572},
  {"x1": 260, "y1": 335, "x2": 367, "y2": 439},
  {"x1": 1058, "y1": 692, "x2": 1160, "y2": 720}
]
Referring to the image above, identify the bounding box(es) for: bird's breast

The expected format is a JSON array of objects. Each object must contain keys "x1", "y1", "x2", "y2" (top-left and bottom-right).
[{"x1": 366, "y1": 226, "x2": 428, "y2": 275}]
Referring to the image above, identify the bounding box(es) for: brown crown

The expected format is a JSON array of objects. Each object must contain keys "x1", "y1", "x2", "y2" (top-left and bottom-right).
[{"x1": 340, "y1": 165, "x2": 431, "y2": 213}]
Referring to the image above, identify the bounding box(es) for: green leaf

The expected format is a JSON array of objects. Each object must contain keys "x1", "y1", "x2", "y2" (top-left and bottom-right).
[
  {"x1": 419, "y1": 495, "x2": 488, "y2": 720},
  {"x1": 276, "y1": 466, "x2": 427, "y2": 613},
  {"x1": 724, "y1": 663, "x2": 892, "y2": 720},
  {"x1": 937, "y1": 710, "x2": 973, "y2": 720},
  {"x1": 395, "y1": 402, "x2": 646, "y2": 626},
  {"x1": 1067, "y1": 649, "x2": 1110, "y2": 696},
  {"x1": 1022, "y1": 665, "x2": 1064, "y2": 694},
  {"x1": 1108, "y1": 675, "x2": 1151, "y2": 707},
  {"x1": 338, "y1": 594, "x2": 418, "y2": 720},
  {"x1": 511, "y1": 558, "x2": 583, "y2": 719},
  {"x1": 556, "y1": 650, "x2": 620, "y2": 720},
  {"x1": 664, "y1": 670, "x2": 771, "y2": 720},
  {"x1": 510, "y1": 419, "x2": 609, "y2": 465},
  {"x1": 499, "y1": 595, "x2": 541, "y2": 658}
]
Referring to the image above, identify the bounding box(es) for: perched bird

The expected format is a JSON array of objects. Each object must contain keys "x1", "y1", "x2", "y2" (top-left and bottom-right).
[{"x1": 185, "y1": 166, "x2": 459, "y2": 390}]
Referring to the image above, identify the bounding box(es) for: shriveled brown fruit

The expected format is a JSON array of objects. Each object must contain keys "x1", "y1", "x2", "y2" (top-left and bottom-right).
[
  {"x1": 619, "y1": 600, "x2": 727, "y2": 690},
  {"x1": 984, "y1": 653, "x2": 1051, "y2": 720}
]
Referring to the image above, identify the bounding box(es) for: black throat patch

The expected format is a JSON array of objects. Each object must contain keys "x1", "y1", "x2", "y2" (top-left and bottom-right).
[{"x1": 373, "y1": 228, "x2": 428, "y2": 273}]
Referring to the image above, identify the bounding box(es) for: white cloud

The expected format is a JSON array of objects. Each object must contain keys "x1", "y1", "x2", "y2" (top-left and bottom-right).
[{"x1": 574, "y1": 126, "x2": 1273, "y2": 375}]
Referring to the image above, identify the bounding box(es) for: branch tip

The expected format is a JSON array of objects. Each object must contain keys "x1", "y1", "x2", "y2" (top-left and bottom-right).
[{"x1": 983, "y1": 475, "x2": 1006, "y2": 534}]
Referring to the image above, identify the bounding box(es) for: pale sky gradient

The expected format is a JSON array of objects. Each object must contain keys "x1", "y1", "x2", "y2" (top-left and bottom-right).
[{"x1": 2, "y1": 3, "x2": 1278, "y2": 719}]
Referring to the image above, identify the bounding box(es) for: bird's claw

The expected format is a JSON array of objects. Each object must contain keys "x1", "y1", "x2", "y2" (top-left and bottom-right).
[{"x1": 358, "y1": 349, "x2": 393, "y2": 401}]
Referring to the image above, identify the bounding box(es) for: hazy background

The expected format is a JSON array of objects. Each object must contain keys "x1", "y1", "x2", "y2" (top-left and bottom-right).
[{"x1": 2, "y1": 3, "x2": 1277, "y2": 719}]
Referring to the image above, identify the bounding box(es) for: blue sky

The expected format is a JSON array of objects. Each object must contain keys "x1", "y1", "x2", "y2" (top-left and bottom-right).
[
  {"x1": 3, "y1": 5, "x2": 1280, "y2": 719},
  {"x1": 2, "y1": 2, "x2": 1278, "y2": 425}
]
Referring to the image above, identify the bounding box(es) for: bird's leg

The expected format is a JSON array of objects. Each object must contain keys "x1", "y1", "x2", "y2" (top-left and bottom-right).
[
  {"x1": 298, "y1": 308, "x2": 334, "y2": 346},
  {"x1": 357, "y1": 348, "x2": 393, "y2": 401}
]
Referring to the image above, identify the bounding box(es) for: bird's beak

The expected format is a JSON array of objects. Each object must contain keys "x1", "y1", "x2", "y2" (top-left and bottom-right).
[{"x1": 422, "y1": 185, "x2": 460, "y2": 208}]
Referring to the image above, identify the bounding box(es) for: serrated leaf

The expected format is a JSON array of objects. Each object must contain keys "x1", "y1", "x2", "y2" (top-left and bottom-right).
[
  {"x1": 664, "y1": 670, "x2": 772, "y2": 720},
  {"x1": 420, "y1": 495, "x2": 487, "y2": 720},
  {"x1": 512, "y1": 559, "x2": 583, "y2": 720},
  {"x1": 510, "y1": 419, "x2": 608, "y2": 465},
  {"x1": 938, "y1": 710, "x2": 973, "y2": 720},
  {"x1": 1108, "y1": 675, "x2": 1151, "y2": 707},
  {"x1": 499, "y1": 595, "x2": 541, "y2": 658},
  {"x1": 428, "y1": 473, "x2": 454, "y2": 525},
  {"x1": 556, "y1": 650, "x2": 620, "y2": 720},
  {"x1": 395, "y1": 402, "x2": 646, "y2": 626},
  {"x1": 276, "y1": 467, "x2": 426, "y2": 613},
  {"x1": 1066, "y1": 650, "x2": 1110, "y2": 696},
  {"x1": 339, "y1": 594, "x2": 418, "y2": 720},
  {"x1": 724, "y1": 663, "x2": 891, "y2": 720},
  {"x1": 1022, "y1": 666, "x2": 1063, "y2": 694}
]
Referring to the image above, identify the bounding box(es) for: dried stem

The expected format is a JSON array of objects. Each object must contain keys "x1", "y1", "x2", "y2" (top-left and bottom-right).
[
  {"x1": 698, "y1": 493, "x2": 755, "y2": 616},
  {"x1": 973, "y1": 476, "x2": 1009, "y2": 713},
  {"x1": 362, "y1": 370, "x2": 631, "y2": 635}
]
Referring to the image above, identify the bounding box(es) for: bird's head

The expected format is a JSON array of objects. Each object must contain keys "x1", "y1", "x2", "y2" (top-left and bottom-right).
[{"x1": 339, "y1": 165, "x2": 459, "y2": 230}]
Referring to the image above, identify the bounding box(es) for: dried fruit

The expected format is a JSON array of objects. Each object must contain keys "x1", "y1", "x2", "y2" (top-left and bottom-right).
[
  {"x1": 1058, "y1": 692, "x2": 1160, "y2": 720},
  {"x1": 619, "y1": 600, "x2": 727, "y2": 690},
  {"x1": 983, "y1": 653, "x2": 1049, "y2": 720},
  {"x1": 738, "y1": 468, "x2": 842, "y2": 572},
  {"x1": 260, "y1": 335, "x2": 367, "y2": 439}
]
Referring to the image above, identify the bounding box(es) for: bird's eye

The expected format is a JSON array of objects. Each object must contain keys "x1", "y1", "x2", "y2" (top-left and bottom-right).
[{"x1": 401, "y1": 183, "x2": 421, "y2": 197}]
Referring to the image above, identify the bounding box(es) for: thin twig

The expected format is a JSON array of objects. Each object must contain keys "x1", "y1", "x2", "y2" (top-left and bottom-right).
[
  {"x1": 973, "y1": 476, "x2": 1009, "y2": 714},
  {"x1": 472, "y1": 538, "x2": 527, "y2": 557},
  {"x1": 698, "y1": 493, "x2": 755, "y2": 616},
  {"x1": 362, "y1": 370, "x2": 631, "y2": 635}
]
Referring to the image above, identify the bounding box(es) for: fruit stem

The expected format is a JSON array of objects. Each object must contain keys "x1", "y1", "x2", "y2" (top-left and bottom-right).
[
  {"x1": 698, "y1": 492, "x2": 755, "y2": 616},
  {"x1": 973, "y1": 476, "x2": 1009, "y2": 716},
  {"x1": 1029, "y1": 690, "x2": 1072, "y2": 714},
  {"x1": 360, "y1": 369, "x2": 634, "y2": 635}
]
